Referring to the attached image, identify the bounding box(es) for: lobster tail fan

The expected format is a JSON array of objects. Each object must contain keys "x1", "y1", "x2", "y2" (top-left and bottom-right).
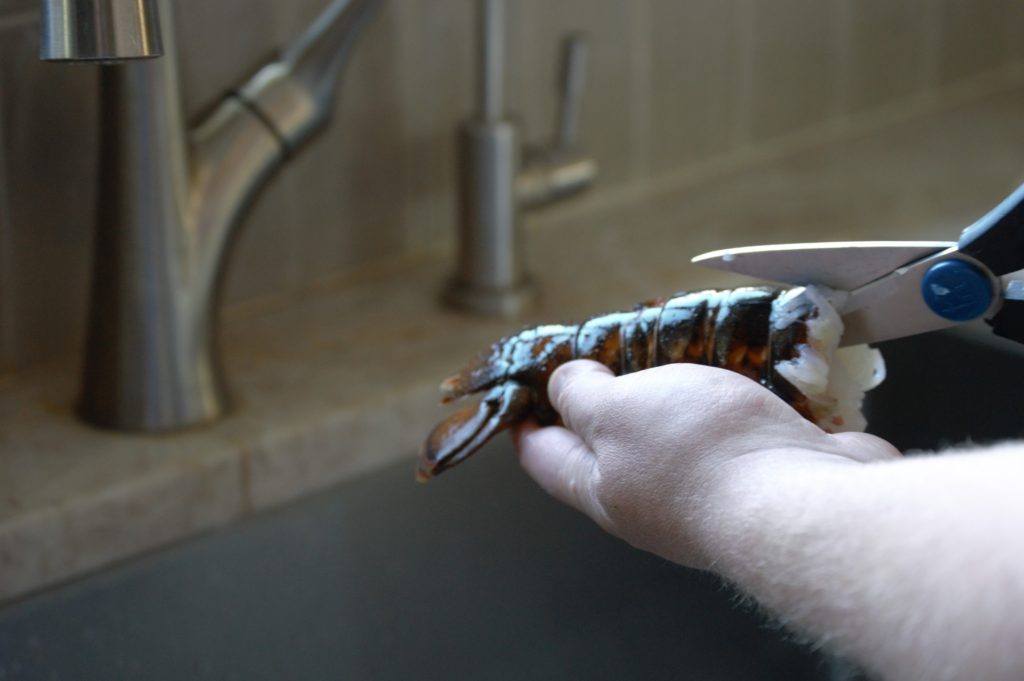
[
  {"x1": 418, "y1": 383, "x2": 533, "y2": 480},
  {"x1": 439, "y1": 341, "x2": 510, "y2": 403}
]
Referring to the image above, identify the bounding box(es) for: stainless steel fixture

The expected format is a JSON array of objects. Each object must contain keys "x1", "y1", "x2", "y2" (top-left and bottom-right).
[
  {"x1": 41, "y1": 0, "x2": 384, "y2": 431},
  {"x1": 444, "y1": 0, "x2": 598, "y2": 317},
  {"x1": 40, "y1": 0, "x2": 163, "y2": 62}
]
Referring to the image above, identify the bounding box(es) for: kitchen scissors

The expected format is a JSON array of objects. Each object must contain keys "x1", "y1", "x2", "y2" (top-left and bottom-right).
[{"x1": 692, "y1": 183, "x2": 1024, "y2": 347}]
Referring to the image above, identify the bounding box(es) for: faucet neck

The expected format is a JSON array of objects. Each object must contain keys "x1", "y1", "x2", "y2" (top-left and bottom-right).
[
  {"x1": 82, "y1": 58, "x2": 219, "y2": 430},
  {"x1": 78, "y1": 0, "x2": 383, "y2": 431},
  {"x1": 94, "y1": 0, "x2": 191, "y2": 271}
]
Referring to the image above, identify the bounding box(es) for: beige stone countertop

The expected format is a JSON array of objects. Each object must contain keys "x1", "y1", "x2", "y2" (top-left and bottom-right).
[{"x1": 3, "y1": 84, "x2": 1024, "y2": 603}]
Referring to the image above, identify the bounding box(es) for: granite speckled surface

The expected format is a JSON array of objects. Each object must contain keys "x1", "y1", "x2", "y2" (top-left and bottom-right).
[{"x1": 2, "y1": 85, "x2": 1024, "y2": 603}]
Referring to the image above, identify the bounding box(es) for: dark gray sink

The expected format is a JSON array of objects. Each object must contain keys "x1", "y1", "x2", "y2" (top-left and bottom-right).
[
  {"x1": 0, "y1": 451, "x2": 826, "y2": 680},
  {"x1": 1, "y1": 328, "x2": 1018, "y2": 681}
]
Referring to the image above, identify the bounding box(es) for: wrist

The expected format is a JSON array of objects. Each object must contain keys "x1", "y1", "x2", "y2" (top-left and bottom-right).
[{"x1": 690, "y1": 447, "x2": 857, "y2": 572}]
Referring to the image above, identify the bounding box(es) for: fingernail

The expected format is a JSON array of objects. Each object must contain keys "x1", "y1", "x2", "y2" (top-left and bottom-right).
[{"x1": 547, "y1": 362, "x2": 578, "y2": 399}]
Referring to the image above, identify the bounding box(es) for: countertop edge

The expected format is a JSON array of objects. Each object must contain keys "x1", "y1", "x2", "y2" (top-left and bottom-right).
[{"x1": 4, "y1": 81, "x2": 1024, "y2": 605}]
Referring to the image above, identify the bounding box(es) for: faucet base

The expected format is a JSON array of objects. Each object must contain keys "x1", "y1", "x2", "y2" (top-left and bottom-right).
[
  {"x1": 77, "y1": 399, "x2": 228, "y2": 434},
  {"x1": 443, "y1": 276, "x2": 537, "y2": 318},
  {"x1": 78, "y1": 307, "x2": 231, "y2": 433}
]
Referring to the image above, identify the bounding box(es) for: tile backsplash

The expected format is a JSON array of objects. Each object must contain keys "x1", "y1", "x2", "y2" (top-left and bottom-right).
[{"x1": 1, "y1": 0, "x2": 1021, "y2": 374}]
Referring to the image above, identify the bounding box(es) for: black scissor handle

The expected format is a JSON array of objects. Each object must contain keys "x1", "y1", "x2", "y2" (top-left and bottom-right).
[{"x1": 958, "y1": 182, "x2": 1024, "y2": 276}]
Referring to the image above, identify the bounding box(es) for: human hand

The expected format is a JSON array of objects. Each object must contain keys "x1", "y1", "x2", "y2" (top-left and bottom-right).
[{"x1": 514, "y1": 360, "x2": 900, "y2": 570}]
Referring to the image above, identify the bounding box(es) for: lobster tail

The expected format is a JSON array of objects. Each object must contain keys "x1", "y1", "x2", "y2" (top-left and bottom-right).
[
  {"x1": 420, "y1": 285, "x2": 886, "y2": 480},
  {"x1": 419, "y1": 383, "x2": 534, "y2": 480},
  {"x1": 439, "y1": 324, "x2": 578, "y2": 403}
]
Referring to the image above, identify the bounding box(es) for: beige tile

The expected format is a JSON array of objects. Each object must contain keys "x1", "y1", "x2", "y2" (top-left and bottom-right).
[
  {"x1": 396, "y1": 0, "x2": 473, "y2": 254},
  {"x1": 0, "y1": 57, "x2": 11, "y2": 375},
  {"x1": 174, "y1": 0, "x2": 296, "y2": 303},
  {"x1": 0, "y1": 258, "x2": 11, "y2": 375},
  {"x1": 174, "y1": 0, "x2": 318, "y2": 304},
  {"x1": 4, "y1": 0, "x2": 1024, "y2": 377},
  {"x1": 746, "y1": 0, "x2": 837, "y2": 142},
  {"x1": 842, "y1": 0, "x2": 936, "y2": 113},
  {"x1": 283, "y1": 4, "x2": 408, "y2": 286},
  {"x1": 649, "y1": 0, "x2": 746, "y2": 175},
  {"x1": 1009, "y1": 2, "x2": 1024, "y2": 65},
  {"x1": 624, "y1": 0, "x2": 655, "y2": 181},
  {"x1": 175, "y1": 0, "x2": 396, "y2": 303},
  {"x1": 0, "y1": 361, "x2": 248, "y2": 599},
  {"x1": 502, "y1": 0, "x2": 540, "y2": 142},
  {"x1": 0, "y1": 23, "x2": 98, "y2": 370},
  {"x1": 245, "y1": 388, "x2": 436, "y2": 511},
  {"x1": 62, "y1": 451, "x2": 244, "y2": 578},
  {"x1": 510, "y1": 0, "x2": 640, "y2": 188},
  {"x1": 272, "y1": 0, "x2": 333, "y2": 36},
  {"x1": 0, "y1": 0, "x2": 33, "y2": 18},
  {"x1": 220, "y1": 168, "x2": 295, "y2": 306},
  {"x1": 0, "y1": 450, "x2": 244, "y2": 600},
  {"x1": 173, "y1": 0, "x2": 281, "y2": 121},
  {"x1": 938, "y1": 0, "x2": 1014, "y2": 85},
  {"x1": 0, "y1": 507, "x2": 66, "y2": 601}
]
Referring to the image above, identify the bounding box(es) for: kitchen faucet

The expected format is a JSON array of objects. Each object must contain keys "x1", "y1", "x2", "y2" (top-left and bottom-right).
[
  {"x1": 40, "y1": 0, "x2": 384, "y2": 431},
  {"x1": 444, "y1": 0, "x2": 598, "y2": 317}
]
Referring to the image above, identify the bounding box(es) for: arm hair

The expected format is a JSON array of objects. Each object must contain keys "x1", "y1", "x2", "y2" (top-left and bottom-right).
[{"x1": 706, "y1": 442, "x2": 1024, "y2": 681}]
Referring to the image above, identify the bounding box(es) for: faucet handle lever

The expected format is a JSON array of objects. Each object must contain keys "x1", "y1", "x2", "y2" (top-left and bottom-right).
[{"x1": 555, "y1": 33, "x2": 588, "y2": 151}]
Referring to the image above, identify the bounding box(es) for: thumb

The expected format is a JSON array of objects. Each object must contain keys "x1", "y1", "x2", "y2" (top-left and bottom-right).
[{"x1": 547, "y1": 360, "x2": 616, "y2": 442}]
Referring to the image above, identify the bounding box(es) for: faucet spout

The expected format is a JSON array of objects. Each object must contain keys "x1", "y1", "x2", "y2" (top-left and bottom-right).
[
  {"x1": 192, "y1": 0, "x2": 383, "y2": 327},
  {"x1": 73, "y1": 0, "x2": 384, "y2": 431},
  {"x1": 40, "y1": 0, "x2": 163, "y2": 62},
  {"x1": 236, "y1": 0, "x2": 384, "y2": 152}
]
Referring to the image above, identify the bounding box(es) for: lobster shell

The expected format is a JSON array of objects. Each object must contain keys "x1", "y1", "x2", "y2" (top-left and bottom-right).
[{"x1": 419, "y1": 286, "x2": 824, "y2": 480}]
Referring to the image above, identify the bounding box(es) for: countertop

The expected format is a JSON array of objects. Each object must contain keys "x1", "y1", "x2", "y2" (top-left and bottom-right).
[{"x1": 2, "y1": 83, "x2": 1024, "y2": 603}]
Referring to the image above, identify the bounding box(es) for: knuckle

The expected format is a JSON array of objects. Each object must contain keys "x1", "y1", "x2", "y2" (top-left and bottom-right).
[
  {"x1": 558, "y1": 441, "x2": 614, "y2": 527},
  {"x1": 653, "y1": 362, "x2": 718, "y2": 386},
  {"x1": 580, "y1": 467, "x2": 618, "y2": 533},
  {"x1": 688, "y1": 367, "x2": 771, "y2": 416}
]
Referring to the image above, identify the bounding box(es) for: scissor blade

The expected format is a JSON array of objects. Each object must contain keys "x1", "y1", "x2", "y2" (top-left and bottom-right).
[
  {"x1": 839, "y1": 297, "x2": 962, "y2": 346},
  {"x1": 838, "y1": 246, "x2": 1003, "y2": 346},
  {"x1": 692, "y1": 241, "x2": 953, "y2": 290}
]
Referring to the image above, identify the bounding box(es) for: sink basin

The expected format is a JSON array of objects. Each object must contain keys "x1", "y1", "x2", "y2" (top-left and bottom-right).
[
  {"x1": 1, "y1": 328, "x2": 1016, "y2": 680},
  {"x1": 865, "y1": 327, "x2": 1024, "y2": 451},
  {"x1": 0, "y1": 446, "x2": 829, "y2": 680}
]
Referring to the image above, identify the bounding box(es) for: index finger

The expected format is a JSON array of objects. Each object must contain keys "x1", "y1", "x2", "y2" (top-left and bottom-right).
[{"x1": 514, "y1": 420, "x2": 610, "y2": 528}]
